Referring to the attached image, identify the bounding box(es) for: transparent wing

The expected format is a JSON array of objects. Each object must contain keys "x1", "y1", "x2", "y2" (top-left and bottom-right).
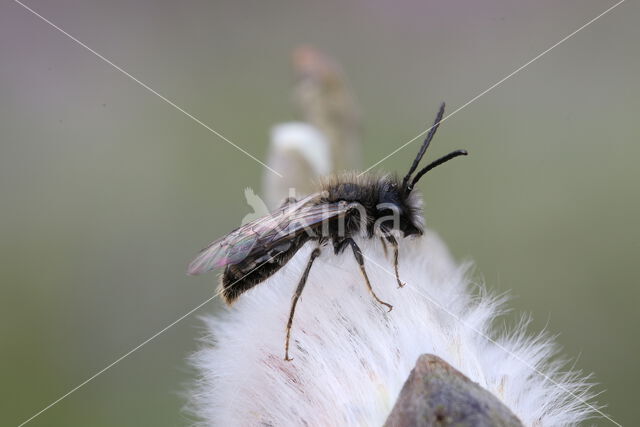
[
  {"x1": 265, "y1": 200, "x2": 356, "y2": 243},
  {"x1": 187, "y1": 194, "x2": 355, "y2": 275}
]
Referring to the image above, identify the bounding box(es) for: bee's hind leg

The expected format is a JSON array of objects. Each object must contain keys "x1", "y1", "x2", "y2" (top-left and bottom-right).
[
  {"x1": 284, "y1": 246, "x2": 321, "y2": 361},
  {"x1": 342, "y1": 238, "x2": 393, "y2": 312},
  {"x1": 385, "y1": 234, "x2": 405, "y2": 288}
]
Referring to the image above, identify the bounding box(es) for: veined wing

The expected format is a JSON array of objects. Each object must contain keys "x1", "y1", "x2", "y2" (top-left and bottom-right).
[{"x1": 187, "y1": 193, "x2": 356, "y2": 275}]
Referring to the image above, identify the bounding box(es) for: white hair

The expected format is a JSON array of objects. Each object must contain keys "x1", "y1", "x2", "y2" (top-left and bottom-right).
[{"x1": 187, "y1": 231, "x2": 595, "y2": 426}]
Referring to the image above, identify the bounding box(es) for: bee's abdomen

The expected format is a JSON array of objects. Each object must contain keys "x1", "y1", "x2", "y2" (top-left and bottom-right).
[{"x1": 220, "y1": 237, "x2": 308, "y2": 304}]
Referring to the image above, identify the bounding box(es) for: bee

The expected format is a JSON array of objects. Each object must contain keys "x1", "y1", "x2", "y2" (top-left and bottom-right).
[{"x1": 188, "y1": 103, "x2": 467, "y2": 360}]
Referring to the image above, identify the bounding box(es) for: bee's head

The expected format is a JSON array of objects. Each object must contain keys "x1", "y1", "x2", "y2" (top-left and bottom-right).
[
  {"x1": 400, "y1": 102, "x2": 468, "y2": 196},
  {"x1": 376, "y1": 180, "x2": 424, "y2": 237}
]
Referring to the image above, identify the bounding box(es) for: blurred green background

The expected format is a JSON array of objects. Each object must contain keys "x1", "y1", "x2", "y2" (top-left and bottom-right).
[{"x1": 1, "y1": 0, "x2": 638, "y2": 425}]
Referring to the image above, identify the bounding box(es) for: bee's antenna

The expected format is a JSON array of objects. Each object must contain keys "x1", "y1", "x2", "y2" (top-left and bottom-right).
[
  {"x1": 406, "y1": 149, "x2": 468, "y2": 191},
  {"x1": 402, "y1": 102, "x2": 446, "y2": 192}
]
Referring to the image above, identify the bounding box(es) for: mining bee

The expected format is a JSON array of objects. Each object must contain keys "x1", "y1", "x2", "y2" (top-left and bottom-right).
[{"x1": 188, "y1": 103, "x2": 467, "y2": 360}]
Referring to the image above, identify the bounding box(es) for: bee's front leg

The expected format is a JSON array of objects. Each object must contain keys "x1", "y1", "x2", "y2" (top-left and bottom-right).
[
  {"x1": 384, "y1": 234, "x2": 405, "y2": 288},
  {"x1": 380, "y1": 237, "x2": 389, "y2": 258}
]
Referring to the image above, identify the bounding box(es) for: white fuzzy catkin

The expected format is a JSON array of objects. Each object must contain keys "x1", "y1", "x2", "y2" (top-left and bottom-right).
[{"x1": 188, "y1": 231, "x2": 595, "y2": 426}]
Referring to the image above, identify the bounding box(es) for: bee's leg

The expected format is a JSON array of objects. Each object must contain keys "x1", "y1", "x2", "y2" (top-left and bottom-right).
[
  {"x1": 380, "y1": 237, "x2": 389, "y2": 258},
  {"x1": 344, "y1": 238, "x2": 393, "y2": 312},
  {"x1": 385, "y1": 234, "x2": 405, "y2": 288},
  {"x1": 285, "y1": 247, "x2": 321, "y2": 361}
]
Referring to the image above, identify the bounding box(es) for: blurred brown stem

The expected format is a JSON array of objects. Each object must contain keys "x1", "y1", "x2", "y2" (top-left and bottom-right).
[{"x1": 292, "y1": 46, "x2": 362, "y2": 172}]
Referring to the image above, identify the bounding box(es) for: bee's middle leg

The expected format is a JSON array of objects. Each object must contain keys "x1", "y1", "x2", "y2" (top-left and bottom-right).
[
  {"x1": 284, "y1": 246, "x2": 321, "y2": 361},
  {"x1": 341, "y1": 238, "x2": 393, "y2": 312}
]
